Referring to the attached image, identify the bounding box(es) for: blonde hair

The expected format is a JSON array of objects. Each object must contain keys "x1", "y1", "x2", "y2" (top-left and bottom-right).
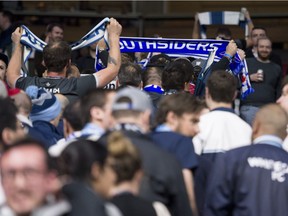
[{"x1": 107, "y1": 131, "x2": 142, "y2": 184}]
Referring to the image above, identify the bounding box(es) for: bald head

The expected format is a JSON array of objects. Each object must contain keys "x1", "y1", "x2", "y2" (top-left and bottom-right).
[
  {"x1": 252, "y1": 104, "x2": 288, "y2": 140},
  {"x1": 10, "y1": 91, "x2": 32, "y2": 116}
]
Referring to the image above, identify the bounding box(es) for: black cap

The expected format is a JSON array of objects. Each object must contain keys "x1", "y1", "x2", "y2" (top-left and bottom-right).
[{"x1": 0, "y1": 53, "x2": 9, "y2": 67}]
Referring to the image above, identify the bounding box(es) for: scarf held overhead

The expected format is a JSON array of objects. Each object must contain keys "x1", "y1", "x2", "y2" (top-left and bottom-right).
[{"x1": 19, "y1": 17, "x2": 252, "y2": 98}]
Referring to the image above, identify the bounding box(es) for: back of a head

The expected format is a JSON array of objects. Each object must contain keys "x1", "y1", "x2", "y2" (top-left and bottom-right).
[
  {"x1": 148, "y1": 54, "x2": 172, "y2": 67},
  {"x1": 142, "y1": 66, "x2": 163, "y2": 87},
  {"x1": 118, "y1": 63, "x2": 142, "y2": 88},
  {"x1": 43, "y1": 41, "x2": 71, "y2": 73},
  {"x1": 121, "y1": 53, "x2": 135, "y2": 64},
  {"x1": 112, "y1": 87, "x2": 152, "y2": 120},
  {"x1": 0, "y1": 98, "x2": 18, "y2": 145},
  {"x1": 58, "y1": 139, "x2": 108, "y2": 181},
  {"x1": 162, "y1": 61, "x2": 187, "y2": 91},
  {"x1": 254, "y1": 104, "x2": 288, "y2": 139},
  {"x1": 107, "y1": 131, "x2": 141, "y2": 184},
  {"x1": 206, "y1": 70, "x2": 237, "y2": 103},
  {"x1": 156, "y1": 93, "x2": 203, "y2": 125},
  {"x1": 174, "y1": 58, "x2": 193, "y2": 83},
  {"x1": 10, "y1": 90, "x2": 32, "y2": 116},
  {"x1": 80, "y1": 88, "x2": 112, "y2": 125},
  {"x1": 63, "y1": 99, "x2": 83, "y2": 131}
]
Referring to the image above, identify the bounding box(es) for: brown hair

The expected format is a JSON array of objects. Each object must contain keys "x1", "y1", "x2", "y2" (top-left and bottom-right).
[{"x1": 107, "y1": 131, "x2": 142, "y2": 184}]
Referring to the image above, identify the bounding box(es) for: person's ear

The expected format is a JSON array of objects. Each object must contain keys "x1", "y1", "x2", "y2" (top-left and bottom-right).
[
  {"x1": 166, "y1": 111, "x2": 177, "y2": 124},
  {"x1": 251, "y1": 117, "x2": 260, "y2": 141},
  {"x1": 134, "y1": 170, "x2": 143, "y2": 184},
  {"x1": 2, "y1": 128, "x2": 14, "y2": 145},
  {"x1": 91, "y1": 163, "x2": 101, "y2": 181},
  {"x1": 90, "y1": 106, "x2": 104, "y2": 121},
  {"x1": 141, "y1": 110, "x2": 151, "y2": 132},
  {"x1": 166, "y1": 111, "x2": 179, "y2": 130},
  {"x1": 205, "y1": 87, "x2": 210, "y2": 99}
]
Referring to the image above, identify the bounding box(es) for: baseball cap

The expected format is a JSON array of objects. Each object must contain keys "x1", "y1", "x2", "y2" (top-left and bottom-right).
[
  {"x1": 112, "y1": 87, "x2": 152, "y2": 112},
  {"x1": 0, "y1": 53, "x2": 9, "y2": 67},
  {"x1": 191, "y1": 58, "x2": 205, "y2": 71}
]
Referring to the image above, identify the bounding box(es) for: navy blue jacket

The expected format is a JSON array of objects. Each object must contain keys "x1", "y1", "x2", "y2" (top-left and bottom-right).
[
  {"x1": 31, "y1": 120, "x2": 63, "y2": 148},
  {"x1": 205, "y1": 143, "x2": 288, "y2": 216},
  {"x1": 150, "y1": 131, "x2": 198, "y2": 170}
]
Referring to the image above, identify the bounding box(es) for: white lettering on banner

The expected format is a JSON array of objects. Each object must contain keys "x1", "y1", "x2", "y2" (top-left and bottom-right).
[
  {"x1": 123, "y1": 40, "x2": 135, "y2": 49},
  {"x1": 209, "y1": 43, "x2": 223, "y2": 51},
  {"x1": 119, "y1": 40, "x2": 224, "y2": 53},
  {"x1": 137, "y1": 41, "x2": 143, "y2": 49},
  {"x1": 174, "y1": 42, "x2": 186, "y2": 50},
  {"x1": 44, "y1": 88, "x2": 60, "y2": 94},
  {"x1": 146, "y1": 41, "x2": 157, "y2": 49},
  {"x1": 119, "y1": 41, "x2": 124, "y2": 50},
  {"x1": 186, "y1": 42, "x2": 196, "y2": 50},
  {"x1": 158, "y1": 41, "x2": 168, "y2": 49},
  {"x1": 247, "y1": 157, "x2": 288, "y2": 183},
  {"x1": 197, "y1": 42, "x2": 209, "y2": 51}
]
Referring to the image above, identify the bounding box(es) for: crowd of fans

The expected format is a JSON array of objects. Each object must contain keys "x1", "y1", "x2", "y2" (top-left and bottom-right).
[{"x1": 0, "y1": 8, "x2": 288, "y2": 216}]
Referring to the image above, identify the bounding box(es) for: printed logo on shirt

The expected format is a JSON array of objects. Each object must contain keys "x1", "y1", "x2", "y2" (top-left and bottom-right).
[
  {"x1": 43, "y1": 87, "x2": 60, "y2": 94},
  {"x1": 247, "y1": 157, "x2": 288, "y2": 183}
]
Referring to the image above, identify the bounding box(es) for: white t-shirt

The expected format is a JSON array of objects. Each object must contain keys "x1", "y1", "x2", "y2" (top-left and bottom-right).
[{"x1": 193, "y1": 110, "x2": 252, "y2": 155}]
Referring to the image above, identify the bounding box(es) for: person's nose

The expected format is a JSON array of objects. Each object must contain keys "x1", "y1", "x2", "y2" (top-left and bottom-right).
[{"x1": 13, "y1": 172, "x2": 27, "y2": 189}]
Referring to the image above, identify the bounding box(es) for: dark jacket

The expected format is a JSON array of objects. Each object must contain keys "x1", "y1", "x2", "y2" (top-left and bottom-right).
[
  {"x1": 205, "y1": 143, "x2": 288, "y2": 216},
  {"x1": 100, "y1": 129, "x2": 193, "y2": 216},
  {"x1": 63, "y1": 181, "x2": 108, "y2": 216}
]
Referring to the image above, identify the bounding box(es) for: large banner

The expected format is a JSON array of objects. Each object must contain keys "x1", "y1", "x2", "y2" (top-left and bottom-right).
[{"x1": 19, "y1": 17, "x2": 253, "y2": 98}]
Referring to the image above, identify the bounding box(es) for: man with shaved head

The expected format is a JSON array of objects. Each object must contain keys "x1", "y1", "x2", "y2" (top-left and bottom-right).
[
  {"x1": 276, "y1": 76, "x2": 288, "y2": 152},
  {"x1": 205, "y1": 104, "x2": 288, "y2": 216}
]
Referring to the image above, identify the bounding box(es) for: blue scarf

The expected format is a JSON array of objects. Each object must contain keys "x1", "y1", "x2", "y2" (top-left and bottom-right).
[{"x1": 19, "y1": 17, "x2": 253, "y2": 98}]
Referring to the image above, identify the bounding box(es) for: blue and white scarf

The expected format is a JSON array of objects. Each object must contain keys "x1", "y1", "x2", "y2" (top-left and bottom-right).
[
  {"x1": 20, "y1": 17, "x2": 110, "y2": 72},
  {"x1": 19, "y1": 17, "x2": 253, "y2": 98},
  {"x1": 198, "y1": 10, "x2": 248, "y2": 39}
]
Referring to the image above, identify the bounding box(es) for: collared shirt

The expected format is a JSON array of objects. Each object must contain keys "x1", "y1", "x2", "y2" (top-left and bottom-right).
[
  {"x1": 155, "y1": 124, "x2": 172, "y2": 132},
  {"x1": 81, "y1": 123, "x2": 105, "y2": 138},
  {"x1": 253, "y1": 135, "x2": 283, "y2": 149},
  {"x1": 211, "y1": 107, "x2": 235, "y2": 114}
]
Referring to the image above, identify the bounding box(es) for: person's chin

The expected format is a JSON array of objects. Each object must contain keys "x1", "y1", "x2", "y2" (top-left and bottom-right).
[
  {"x1": 11, "y1": 202, "x2": 34, "y2": 216},
  {"x1": 259, "y1": 54, "x2": 269, "y2": 60}
]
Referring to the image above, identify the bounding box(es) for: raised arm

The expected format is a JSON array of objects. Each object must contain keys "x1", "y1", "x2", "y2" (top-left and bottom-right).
[
  {"x1": 94, "y1": 18, "x2": 122, "y2": 88},
  {"x1": 6, "y1": 27, "x2": 22, "y2": 88},
  {"x1": 192, "y1": 13, "x2": 200, "y2": 39},
  {"x1": 244, "y1": 9, "x2": 254, "y2": 48},
  {"x1": 211, "y1": 40, "x2": 237, "y2": 72}
]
